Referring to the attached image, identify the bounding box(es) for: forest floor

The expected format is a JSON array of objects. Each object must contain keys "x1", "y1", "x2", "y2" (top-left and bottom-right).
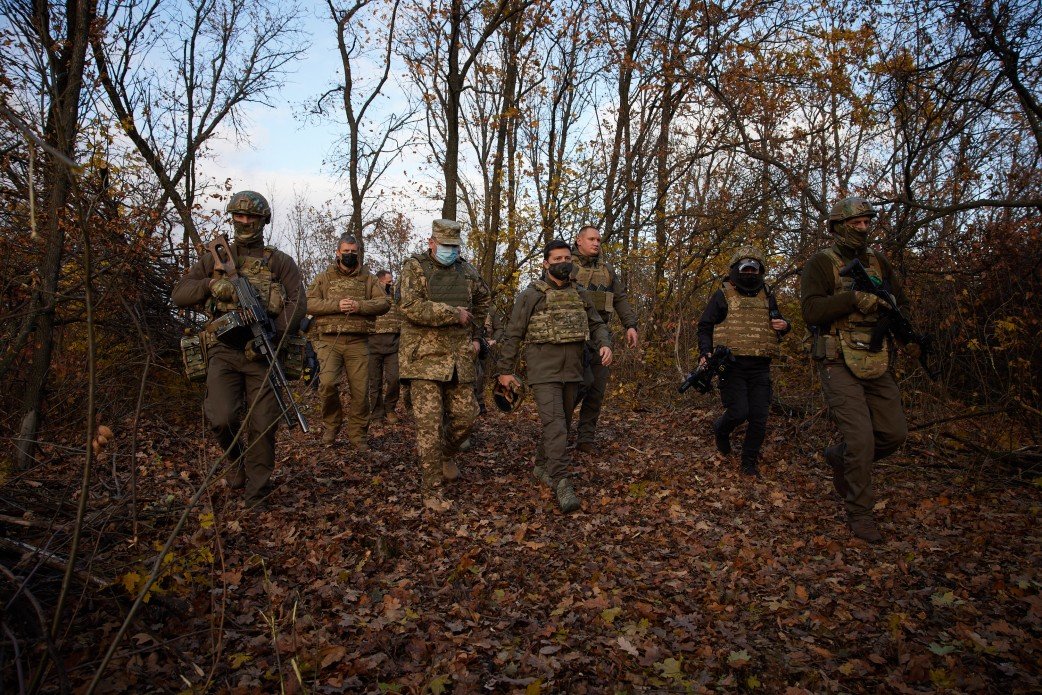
[{"x1": 4, "y1": 393, "x2": 1042, "y2": 693}]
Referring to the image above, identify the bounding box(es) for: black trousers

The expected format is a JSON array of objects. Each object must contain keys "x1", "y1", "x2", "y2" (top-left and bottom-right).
[{"x1": 716, "y1": 357, "x2": 772, "y2": 465}]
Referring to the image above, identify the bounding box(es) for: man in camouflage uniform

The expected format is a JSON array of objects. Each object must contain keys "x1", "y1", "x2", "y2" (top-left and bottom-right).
[
  {"x1": 497, "y1": 240, "x2": 612, "y2": 513},
  {"x1": 399, "y1": 219, "x2": 490, "y2": 506},
  {"x1": 307, "y1": 234, "x2": 390, "y2": 449},
  {"x1": 368, "y1": 270, "x2": 402, "y2": 424},
  {"x1": 801, "y1": 197, "x2": 911, "y2": 543},
  {"x1": 570, "y1": 225, "x2": 640, "y2": 453},
  {"x1": 697, "y1": 245, "x2": 791, "y2": 477},
  {"x1": 172, "y1": 191, "x2": 305, "y2": 508}
]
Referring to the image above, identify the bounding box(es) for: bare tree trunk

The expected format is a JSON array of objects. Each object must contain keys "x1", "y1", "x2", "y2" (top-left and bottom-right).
[{"x1": 16, "y1": 0, "x2": 95, "y2": 468}]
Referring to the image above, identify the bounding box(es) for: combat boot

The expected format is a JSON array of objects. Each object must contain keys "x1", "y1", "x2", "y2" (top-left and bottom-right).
[
  {"x1": 713, "y1": 417, "x2": 732, "y2": 455},
  {"x1": 385, "y1": 412, "x2": 399, "y2": 425},
  {"x1": 740, "y1": 459, "x2": 760, "y2": 478},
  {"x1": 849, "y1": 515, "x2": 883, "y2": 543},
  {"x1": 442, "y1": 458, "x2": 460, "y2": 481},
  {"x1": 531, "y1": 465, "x2": 552, "y2": 488},
  {"x1": 458, "y1": 438, "x2": 473, "y2": 452},
  {"x1": 352, "y1": 439, "x2": 370, "y2": 453},
  {"x1": 576, "y1": 442, "x2": 595, "y2": 455},
  {"x1": 825, "y1": 444, "x2": 850, "y2": 499},
  {"x1": 322, "y1": 427, "x2": 338, "y2": 445},
  {"x1": 225, "y1": 464, "x2": 246, "y2": 490},
  {"x1": 555, "y1": 478, "x2": 580, "y2": 514}
]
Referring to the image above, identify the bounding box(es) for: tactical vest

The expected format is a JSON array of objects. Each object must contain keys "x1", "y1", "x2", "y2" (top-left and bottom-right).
[
  {"x1": 373, "y1": 300, "x2": 403, "y2": 334},
  {"x1": 416, "y1": 253, "x2": 472, "y2": 308},
  {"x1": 210, "y1": 247, "x2": 285, "y2": 317},
  {"x1": 526, "y1": 281, "x2": 590, "y2": 344},
  {"x1": 572, "y1": 260, "x2": 614, "y2": 314},
  {"x1": 713, "y1": 282, "x2": 779, "y2": 358},
  {"x1": 312, "y1": 269, "x2": 373, "y2": 335},
  {"x1": 825, "y1": 247, "x2": 889, "y2": 379}
]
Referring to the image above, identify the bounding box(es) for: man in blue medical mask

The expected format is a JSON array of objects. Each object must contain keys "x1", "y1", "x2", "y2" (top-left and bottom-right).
[{"x1": 398, "y1": 219, "x2": 491, "y2": 511}]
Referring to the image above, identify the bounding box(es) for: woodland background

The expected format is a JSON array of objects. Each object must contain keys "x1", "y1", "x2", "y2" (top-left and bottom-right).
[{"x1": 0, "y1": 0, "x2": 1040, "y2": 692}]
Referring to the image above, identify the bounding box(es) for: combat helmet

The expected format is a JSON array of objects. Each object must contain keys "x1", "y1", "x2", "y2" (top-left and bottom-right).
[
  {"x1": 729, "y1": 245, "x2": 766, "y2": 268},
  {"x1": 227, "y1": 190, "x2": 272, "y2": 223},
  {"x1": 494, "y1": 379, "x2": 527, "y2": 413},
  {"x1": 828, "y1": 197, "x2": 876, "y2": 226}
]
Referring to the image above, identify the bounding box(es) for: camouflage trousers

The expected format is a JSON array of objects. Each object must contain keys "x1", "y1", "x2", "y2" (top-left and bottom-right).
[
  {"x1": 410, "y1": 375, "x2": 478, "y2": 487},
  {"x1": 818, "y1": 360, "x2": 908, "y2": 519},
  {"x1": 204, "y1": 344, "x2": 282, "y2": 505},
  {"x1": 315, "y1": 335, "x2": 370, "y2": 443}
]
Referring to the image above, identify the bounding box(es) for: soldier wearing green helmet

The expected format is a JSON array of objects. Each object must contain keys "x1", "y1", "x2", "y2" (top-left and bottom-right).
[
  {"x1": 696, "y1": 244, "x2": 791, "y2": 478},
  {"x1": 801, "y1": 196, "x2": 910, "y2": 543},
  {"x1": 172, "y1": 190, "x2": 305, "y2": 509}
]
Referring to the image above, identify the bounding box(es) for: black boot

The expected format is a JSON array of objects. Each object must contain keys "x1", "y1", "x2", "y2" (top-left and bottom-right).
[{"x1": 713, "y1": 417, "x2": 732, "y2": 456}]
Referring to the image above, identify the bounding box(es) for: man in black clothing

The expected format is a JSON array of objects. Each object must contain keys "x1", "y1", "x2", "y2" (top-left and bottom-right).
[{"x1": 696, "y1": 245, "x2": 790, "y2": 476}]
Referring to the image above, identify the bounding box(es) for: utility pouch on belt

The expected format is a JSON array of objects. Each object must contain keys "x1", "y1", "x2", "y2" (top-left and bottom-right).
[
  {"x1": 279, "y1": 335, "x2": 307, "y2": 380},
  {"x1": 838, "y1": 328, "x2": 888, "y2": 379},
  {"x1": 209, "y1": 311, "x2": 247, "y2": 337},
  {"x1": 181, "y1": 331, "x2": 208, "y2": 382}
]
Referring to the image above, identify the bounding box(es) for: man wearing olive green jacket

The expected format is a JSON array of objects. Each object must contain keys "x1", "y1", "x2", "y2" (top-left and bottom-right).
[{"x1": 307, "y1": 234, "x2": 389, "y2": 450}]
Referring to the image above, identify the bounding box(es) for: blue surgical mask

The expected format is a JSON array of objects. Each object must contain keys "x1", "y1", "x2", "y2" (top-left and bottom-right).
[{"x1": 435, "y1": 244, "x2": 460, "y2": 266}]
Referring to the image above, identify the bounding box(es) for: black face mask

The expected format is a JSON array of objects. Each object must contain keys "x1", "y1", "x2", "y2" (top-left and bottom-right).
[
  {"x1": 339, "y1": 253, "x2": 359, "y2": 269},
  {"x1": 547, "y1": 262, "x2": 573, "y2": 280},
  {"x1": 731, "y1": 266, "x2": 764, "y2": 293}
]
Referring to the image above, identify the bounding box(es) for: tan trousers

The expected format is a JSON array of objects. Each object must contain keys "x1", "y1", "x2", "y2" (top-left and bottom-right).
[
  {"x1": 315, "y1": 334, "x2": 370, "y2": 443},
  {"x1": 818, "y1": 359, "x2": 908, "y2": 519}
]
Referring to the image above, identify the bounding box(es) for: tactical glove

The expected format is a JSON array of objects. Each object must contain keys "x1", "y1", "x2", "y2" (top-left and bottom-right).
[
  {"x1": 854, "y1": 291, "x2": 879, "y2": 314},
  {"x1": 211, "y1": 278, "x2": 236, "y2": 302}
]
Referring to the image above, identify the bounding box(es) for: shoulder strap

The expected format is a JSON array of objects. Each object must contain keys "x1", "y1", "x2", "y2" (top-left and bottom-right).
[{"x1": 532, "y1": 280, "x2": 551, "y2": 293}]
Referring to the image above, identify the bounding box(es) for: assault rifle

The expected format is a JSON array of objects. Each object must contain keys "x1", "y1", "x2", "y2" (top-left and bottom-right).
[
  {"x1": 206, "y1": 234, "x2": 309, "y2": 432},
  {"x1": 838, "y1": 258, "x2": 939, "y2": 380},
  {"x1": 678, "y1": 345, "x2": 733, "y2": 394}
]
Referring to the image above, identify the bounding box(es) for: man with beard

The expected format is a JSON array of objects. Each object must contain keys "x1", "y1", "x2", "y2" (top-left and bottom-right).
[
  {"x1": 801, "y1": 197, "x2": 911, "y2": 543},
  {"x1": 172, "y1": 191, "x2": 306, "y2": 508},
  {"x1": 697, "y1": 245, "x2": 790, "y2": 478}
]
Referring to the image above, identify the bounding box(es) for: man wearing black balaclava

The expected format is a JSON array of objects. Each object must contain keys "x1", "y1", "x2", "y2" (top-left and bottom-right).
[
  {"x1": 801, "y1": 197, "x2": 911, "y2": 544},
  {"x1": 172, "y1": 190, "x2": 306, "y2": 509},
  {"x1": 697, "y1": 245, "x2": 790, "y2": 479}
]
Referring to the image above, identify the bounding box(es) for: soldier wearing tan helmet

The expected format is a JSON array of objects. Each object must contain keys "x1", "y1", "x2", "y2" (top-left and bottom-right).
[
  {"x1": 172, "y1": 190, "x2": 306, "y2": 509},
  {"x1": 306, "y1": 234, "x2": 390, "y2": 450},
  {"x1": 398, "y1": 219, "x2": 491, "y2": 510},
  {"x1": 496, "y1": 239, "x2": 613, "y2": 513},
  {"x1": 697, "y1": 244, "x2": 791, "y2": 477},
  {"x1": 801, "y1": 197, "x2": 910, "y2": 543}
]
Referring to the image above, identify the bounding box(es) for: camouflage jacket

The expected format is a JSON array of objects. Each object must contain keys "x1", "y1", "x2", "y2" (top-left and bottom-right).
[
  {"x1": 171, "y1": 239, "x2": 306, "y2": 349},
  {"x1": 569, "y1": 249, "x2": 639, "y2": 329},
  {"x1": 306, "y1": 264, "x2": 389, "y2": 336},
  {"x1": 399, "y1": 252, "x2": 491, "y2": 382}
]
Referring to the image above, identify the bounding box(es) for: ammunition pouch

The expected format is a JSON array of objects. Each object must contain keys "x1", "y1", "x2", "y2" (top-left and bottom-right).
[
  {"x1": 208, "y1": 310, "x2": 248, "y2": 338},
  {"x1": 279, "y1": 335, "x2": 307, "y2": 380},
  {"x1": 811, "y1": 332, "x2": 840, "y2": 361},
  {"x1": 181, "y1": 331, "x2": 208, "y2": 382},
  {"x1": 587, "y1": 289, "x2": 614, "y2": 314}
]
